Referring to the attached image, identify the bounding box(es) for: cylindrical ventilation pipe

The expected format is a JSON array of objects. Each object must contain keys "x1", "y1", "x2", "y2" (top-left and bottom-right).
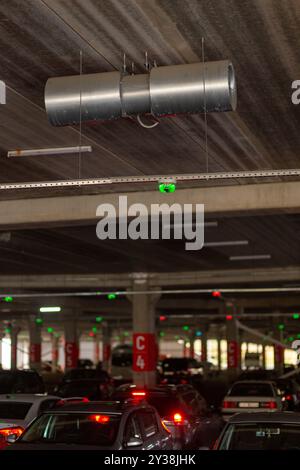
[{"x1": 45, "y1": 60, "x2": 236, "y2": 126}]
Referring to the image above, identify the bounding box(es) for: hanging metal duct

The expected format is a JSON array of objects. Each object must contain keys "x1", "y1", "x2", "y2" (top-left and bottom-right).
[{"x1": 45, "y1": 60, "x2": 236, "y2": 126}]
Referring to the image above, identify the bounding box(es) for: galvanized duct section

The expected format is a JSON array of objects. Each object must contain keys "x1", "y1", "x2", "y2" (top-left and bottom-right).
[{"x1": 45, "y1": 60, "x2": 236, "y2": 126}]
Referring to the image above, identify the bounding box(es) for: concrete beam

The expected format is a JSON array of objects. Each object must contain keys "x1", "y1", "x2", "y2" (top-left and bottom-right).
[
  {"x1": 1, "y1": 266, "x2": 300, "y2": 289},
  {"x1": 1, "y1": 181, "x2": 300, "y2": 229}
]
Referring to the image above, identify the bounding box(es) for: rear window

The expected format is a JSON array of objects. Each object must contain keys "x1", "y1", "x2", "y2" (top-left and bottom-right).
[
  {"x1": 0, "y1": 402, "x2": 32, "y2": 419},
  {"x1": 162, "y1": 359, "x2": 190, "y2": 371},
  {"x1": 20, "y1": 413, "x2": 120, "y2": 446},
  {"x1": 146, "y1": 394, "x2": 184, "y2": 417},
  {"x1": 229, "y1": 383, "x2": 274, "y2": 397},
  {"x1": 57, "y1": 382, "x2": 98, "y2": 397}
]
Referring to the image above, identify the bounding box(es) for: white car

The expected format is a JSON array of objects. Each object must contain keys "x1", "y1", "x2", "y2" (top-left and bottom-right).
[
  {"x1": 0, "y1": 394, "x2": 61, "y2": 447},
  {"x1": 222, "y1": 381, "x2": 283, "y2": 420}
]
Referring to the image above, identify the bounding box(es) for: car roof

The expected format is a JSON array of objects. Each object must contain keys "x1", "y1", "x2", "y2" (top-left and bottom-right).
[
  {"x1": 228, "y1": 412, "x2": 300, "y2": 424},
  {"x1": 44, "y1": 400, "x2": 148, "y2": 414},
  {"x1": 0, "y1": 394, "x2": 59, "y2": 402},
  {"x1": 231, "y1": 380, "x2": 275, "y2": 385}
]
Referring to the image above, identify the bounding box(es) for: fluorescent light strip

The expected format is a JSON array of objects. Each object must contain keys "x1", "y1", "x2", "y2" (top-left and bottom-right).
[
  {"x1": 1, "y1": 168, "x2": 300, "y2": 190},
  {"x1": 205, "y1": 240, "x2": 249, "y2": 247},
  {"x1": 7, "y1": 146, "x2": 92, "y2": 157},
  {"x1": 229, "y1": 254, "x2": 271, "y2": 261},
  {"x1": 39, "y1": 306, "x2": 61, "y2": 313}
]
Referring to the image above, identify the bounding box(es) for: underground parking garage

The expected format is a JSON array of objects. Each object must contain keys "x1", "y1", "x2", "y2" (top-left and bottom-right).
[{"x1": 0, "y1": 0, "x2": 300, "y2": 459}]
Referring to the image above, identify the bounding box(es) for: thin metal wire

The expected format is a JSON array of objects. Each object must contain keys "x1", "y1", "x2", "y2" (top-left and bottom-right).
[
  {"x1": 78, "y1": 50, "x2": 83, "y2": 179},
  {"x1": 201, "y1": 37, "x2": 209, "y2": 173}
]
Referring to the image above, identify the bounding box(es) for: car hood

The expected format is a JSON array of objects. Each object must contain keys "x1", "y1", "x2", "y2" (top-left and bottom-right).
[{"x1": 6, "y1": 442, "x2": 120, "y2": 450}]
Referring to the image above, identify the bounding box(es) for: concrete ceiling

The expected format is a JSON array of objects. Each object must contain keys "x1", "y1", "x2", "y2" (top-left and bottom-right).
[{"x1": 0, "y1": 0, "x2": 299, "y2": 316}]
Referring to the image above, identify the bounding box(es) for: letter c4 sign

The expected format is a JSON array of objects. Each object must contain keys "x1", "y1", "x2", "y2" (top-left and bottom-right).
[{"x1": 133, "y1": 333, "x2": 156, "y2": 372}]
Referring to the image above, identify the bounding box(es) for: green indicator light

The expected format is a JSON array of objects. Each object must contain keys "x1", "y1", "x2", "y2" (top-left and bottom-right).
[
  {"x1": 293, "y1": 314, "x2": 300, "y2": 320},
  {"x1": 107, "y1": 293, "x2": 117, "y2": 300},
  {"x1": 158, "y1": 183, "x2": 176, "y2": 193},
  {"x1": 92, "y1": 326, "x2": 98, "y2": 334},
  {"x1": 159, "y1": 331, "x2": 165, "y2": 337},
  {"x1": 182, "y1": 325, "x2": 189, "y2": 331},
  {"x1": 123, "y1": 331, "x2": 129, "y2": 337},
  {"x1": 47, "y1": 327, "x2": 53, "y2": 333},
  {"x1": 35, "y1": 317, "x2": 43, "y2": 325},
  {"x1": 95, "y1": 316, "x2": 103, "y2": 323},
  {"x1": 277, "y1": 323, "x2": 285, "y2": 331},
  {"x1": 297, "y1": 334, "x2": 300, "y2": 339},
  {"x1": 195, "y1": 330, "x2": 202, "y2": 337},
  {"x1": 174, "y1": 335, "x2": 179, "y2": 340},
  {"x1": 288, "y1": 336, "x2": 295, "y2": 342},
  {"x1": 3, "y1": 296, "x2": 13, "y2": 303},
  {"x1": 4, "y1": 327, "x2": 11, "y2": 334}
]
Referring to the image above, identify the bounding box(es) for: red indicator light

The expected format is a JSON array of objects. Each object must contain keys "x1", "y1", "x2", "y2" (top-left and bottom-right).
[
  {"x1": 132, "y1": 391, "x2": 146, "y2": 397},
  {"x1": 173, "y1": 412, "x2": 183, "y2": 424},
  {"x1": 89, "y1": 414, "x2": 110, "y2": 424},
  {"x1": 260, "y1": 401, "x2": 277, "y2": 409},
  {"x1": 159, "y1": 315, "x2": 167, "y2": 321},
  {"x1": 226, "y1": 315, "x2": 233, "y2": 321},
  {"x1": 212, "y1": 291, "x2": 221, "y2": 298}
]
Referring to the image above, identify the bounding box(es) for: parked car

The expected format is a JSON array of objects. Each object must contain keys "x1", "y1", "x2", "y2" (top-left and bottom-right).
[
  {"x1": 160, "y1": 358, "x2": 203, "y2": 385},
  {"x1": 55, "y1": 378, "x2": 113, "y2": 400},
  {"x1": 111, "y1": 383, "x2": 224, "y2": 449},
  {"x1": 62, "y1": 368, "x2": 111, "y2": 383},
  {"x1": 0, "y1": 370, "x2": 45, "y2": 394},
  {"x1": 6, "y1": 401, "x2": 173, "y2": 450},
  {"x1": 276, "y1": 377, "x2": 300, "y2": 411},
  {"x1": 214, "y1": 412, "x2": 300, "y2": 450},
  {"x1": 222, "y1": 380, "x2": 283, "y2": 420},
  {"x1": 0, "y1": 394, "x2": 61, "y2": 449}
]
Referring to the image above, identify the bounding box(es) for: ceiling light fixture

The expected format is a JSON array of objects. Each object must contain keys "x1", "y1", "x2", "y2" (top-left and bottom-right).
[
  {"x1": 7, "y1": 146, "x2": 92, "y2": 158},
  {"x1": 229, "y1": 254, "x2": 271, "y2": 261},
  {"x1": 39, "y1": 306, "x2": 61, "y2": 313}
]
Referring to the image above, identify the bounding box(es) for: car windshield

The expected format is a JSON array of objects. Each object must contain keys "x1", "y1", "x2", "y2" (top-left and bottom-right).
[
  {"x1": 0, "y1": 373, "x2": 14, "y2": 393},
  {"x1": 146, "y1": 395, "x2": 184, "y2": 417},
  {"x1": 57, "y1": 382, "x2": 98, "y2": 397},
  {"x1": 220, "y1": 423, "x2": 300, "y2": 450},
  {"x1": 20, "y1": 413, "x2": 120, "y2": 446},
  {"x1": 229, "y1": 383, "x2": 273, "y2": 397},
  {"x1": 162, "y1": 359, "x2": 197, "y2": 371},
  {"x1": 0, "y1": 402, "x2": 32, "y2": 419}
]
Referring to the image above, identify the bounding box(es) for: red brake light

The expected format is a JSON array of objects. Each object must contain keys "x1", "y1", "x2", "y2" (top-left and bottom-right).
[
  {"x1": 0, "y1": 427, "x2": 23, "y2": 440},
  {"x1": 285, "y1": 394, "x2": 293, "y2": 401},
  {"x1": 173, "y1": 412, "x2": 183, "y2": 424},
  {"x1": 260, "y1": 401, "x2": 277, "y2": 409},
  {"x1": 222, "y1": 400, "x2": 237, "y2": 409},
  {"x1": 132, "y1": 391, "x2": 146, "y2": 397},
  {"x1": 89, "y1": 414, "x2": 110, "y2": 424}
]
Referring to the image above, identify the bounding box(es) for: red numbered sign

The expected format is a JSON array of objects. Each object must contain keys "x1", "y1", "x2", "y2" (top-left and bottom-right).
[
  {"x1": 65, "y1": 341, "x2": 78, "y2": 369},
  {"x1": 227, "y1": 340, "x2": 239, "y2": 368},
  {"x1": 30, "y1": 344, "x2": 41, "y2": 364},
  {"x1": 133, "y1": 333, "x2": 156, "y2": 372}
]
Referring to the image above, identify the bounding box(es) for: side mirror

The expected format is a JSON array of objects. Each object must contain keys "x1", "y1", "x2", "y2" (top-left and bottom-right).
[{"x1": 125, "y1": 437, "x2": 143, "y2": 448}]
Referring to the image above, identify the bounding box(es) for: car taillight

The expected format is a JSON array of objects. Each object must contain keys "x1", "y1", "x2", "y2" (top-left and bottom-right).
[
  {"x1": 89, "y1": 414, "x2": 110, "y2": 424},
  {"x1": 260, "y1": 401, "x2": 277, "y2": 409},
  {"x1": 222, "y1": 400, "x2": 237, "y2": 409},
  {"x1": 285, "y1": 394, "x2": 293, "y2": 401},
  {"x1": 173, "y1": 412, "x2": 183, "y2": 424},
  {"x1": 0, "y1": 427, "x2": 23, "y2": 446},
  {"x1": 132, "y1": 391, "x2": 146, "y2": 397}
]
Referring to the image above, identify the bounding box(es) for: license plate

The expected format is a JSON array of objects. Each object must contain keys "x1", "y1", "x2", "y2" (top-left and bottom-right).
[{"x1": 238, "y1": 402, "x2": 259, "y2": 408}]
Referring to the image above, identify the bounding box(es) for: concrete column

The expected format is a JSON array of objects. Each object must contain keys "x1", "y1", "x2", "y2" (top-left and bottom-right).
[
  {"x1": 10, "y1": 325, "x2": 20, "y2": 369},
  {"x1": 130, "y1": 279, "x2": 160, "y2": 388},
  {"x1": 262, "y1": 344, "x2": 266, "y2": 369},
  {"x1": 201, "y1": 328, "x2": 208, "y2": 362},
  {"x1": 102, "y1": 323, "x2": 112, "y2": 372},
  {"x1": 226, "y1": 316, "x2": 240, "y2": 379},
  {"x1": 29, "y1": 317, "x2": 42, "y2": 371},
  {"x1": 189, "y1": 331, "x2": 195, "y2": 359},
  {"x1": 217, "y1": 337, "x2": 222, "y2": 370},
  {"x1": 274, "y1": 322, "x2": 284, "y2": 375},
  {"x1": 52, "y1": 334, "x2": 59, "y2": 368},
  {"x1": 64, "y1": 318, "x2": 79, "y2": 371}
]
